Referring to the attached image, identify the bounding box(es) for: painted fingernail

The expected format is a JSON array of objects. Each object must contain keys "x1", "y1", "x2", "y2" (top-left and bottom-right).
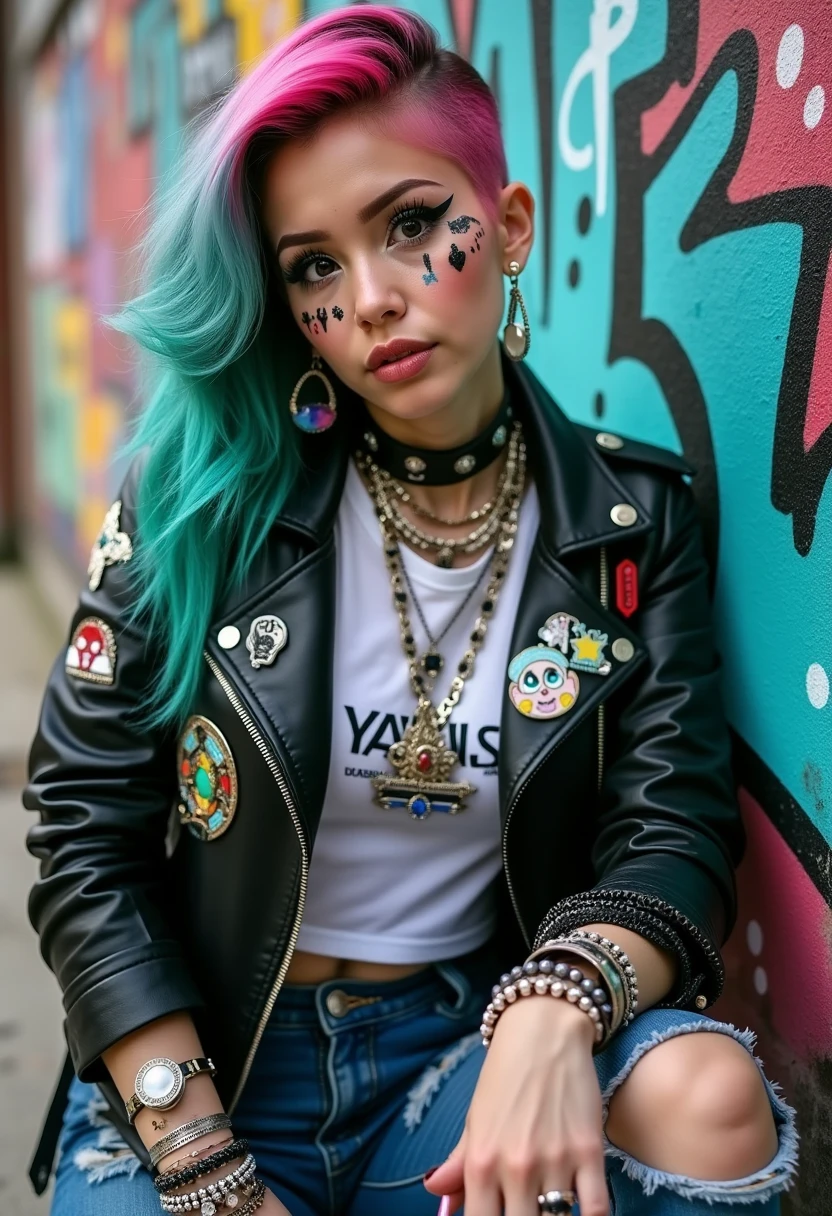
[
  {"x1": 437, "y1": 1197, "x2": 451, "y2": 1216},
  {"x1": 423, "y1": 1166, "x2": 440, "y2": 1180}
]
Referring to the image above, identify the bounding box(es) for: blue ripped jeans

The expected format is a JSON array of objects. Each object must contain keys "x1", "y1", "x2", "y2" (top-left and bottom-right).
[{"x1": 51, "y1": 944, "x2": 796, "y2": 1215}]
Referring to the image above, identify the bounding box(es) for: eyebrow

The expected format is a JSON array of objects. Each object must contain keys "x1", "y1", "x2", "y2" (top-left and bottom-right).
[{"x1": 275, "y1": 178, "x2": 443, "y2": 257}]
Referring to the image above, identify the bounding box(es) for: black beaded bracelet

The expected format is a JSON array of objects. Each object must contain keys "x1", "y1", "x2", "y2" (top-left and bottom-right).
[{"x1": 154, "y1": 1138, "x2": 249, "y2": 1193}]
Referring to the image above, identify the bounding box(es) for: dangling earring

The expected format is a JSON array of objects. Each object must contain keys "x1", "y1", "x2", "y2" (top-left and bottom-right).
[
  {"x1": 289, "y1": 351, "x2": 338, "y2": 434},
  {"x1": 502, "y1": 260, "x2": 530, "y2": 361}
]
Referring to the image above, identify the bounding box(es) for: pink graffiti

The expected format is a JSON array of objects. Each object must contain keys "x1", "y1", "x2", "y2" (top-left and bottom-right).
[
  {"x1": 642, "y1": 5, "x2": 832, "y2": 454},
  {"x1": 717, "y1": 789, "x2": 832, "y2": 1058}
]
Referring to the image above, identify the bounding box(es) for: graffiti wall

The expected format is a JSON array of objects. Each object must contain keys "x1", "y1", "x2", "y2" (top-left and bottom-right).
[{"x1": 21, "y1": 0, "x2": 831, "y2": 1205}]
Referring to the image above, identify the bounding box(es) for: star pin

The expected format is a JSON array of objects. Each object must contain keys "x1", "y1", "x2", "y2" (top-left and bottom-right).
[{"x1": 88, "y1": 500, "x2": 133, "y2": 591}]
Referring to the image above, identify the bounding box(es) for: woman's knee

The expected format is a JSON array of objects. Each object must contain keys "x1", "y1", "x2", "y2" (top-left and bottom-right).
[{"x1": 605, "y1": 1029, "x2": 778, "y2": 1180}]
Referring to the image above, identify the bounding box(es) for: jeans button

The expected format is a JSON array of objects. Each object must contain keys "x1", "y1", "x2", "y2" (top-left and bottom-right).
[{"x1": 326, "y1": 989, "x2": 348, "y2": 1017}]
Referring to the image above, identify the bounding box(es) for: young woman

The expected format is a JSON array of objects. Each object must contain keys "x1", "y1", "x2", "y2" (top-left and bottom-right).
[{"x1": 25, "y1": 9, "x2": 796, "y2": 1216}]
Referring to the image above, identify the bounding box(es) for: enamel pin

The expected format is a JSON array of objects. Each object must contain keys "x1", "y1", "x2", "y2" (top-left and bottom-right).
[
  {"x1": 245, "y1": 615, "x2": 288, "y2": 669},
  {"x1": 65, "y1": 617, "x2": 116, "y2": 685},
  {"x1": 615, "y1": 559, "x2": 639, "y2": 618},
  {"x1": 177, "y1": 715, "x2": 238, "y2": 841},
  {"x1": 88, "y1": 501, "x2": 133, "y2": 591},
  {"x1": 507, "y1": 611, "x2": 612, "y2": 720}
]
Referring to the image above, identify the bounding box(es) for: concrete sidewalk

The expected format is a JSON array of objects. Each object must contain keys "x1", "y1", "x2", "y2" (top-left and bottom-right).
[{"x1": 0, "y1": 567, "x2": 67, "y2": 1212}]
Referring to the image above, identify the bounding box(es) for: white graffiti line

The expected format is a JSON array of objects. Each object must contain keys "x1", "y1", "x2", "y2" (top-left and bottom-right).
[{"x1": 558, "y1": 0, "x2": 638, "y2": 217}]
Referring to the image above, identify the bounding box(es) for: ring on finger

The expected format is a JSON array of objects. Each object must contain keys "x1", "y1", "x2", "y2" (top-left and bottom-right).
[{"x1": 537, "y1": 1189, "x2": 577, "y2": 1214}]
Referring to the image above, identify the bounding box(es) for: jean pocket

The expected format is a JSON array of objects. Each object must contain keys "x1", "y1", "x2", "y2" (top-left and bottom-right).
[{"x1": 432, "y1": 960, "x2": 489, "y2": 1025}]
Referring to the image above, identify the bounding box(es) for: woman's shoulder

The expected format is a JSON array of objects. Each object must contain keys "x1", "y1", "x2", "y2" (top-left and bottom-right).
[{"x1": 570, "y1": 422, "x2": 696, "y2": 479}]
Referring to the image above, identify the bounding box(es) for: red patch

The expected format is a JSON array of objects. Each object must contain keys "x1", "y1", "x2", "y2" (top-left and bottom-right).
[{"x1": 615, "y1": 559, "x2": 639, "y2": 618}]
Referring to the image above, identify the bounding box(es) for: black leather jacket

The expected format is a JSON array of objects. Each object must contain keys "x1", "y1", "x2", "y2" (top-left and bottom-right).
[{"x1": 25, "y1": 360, "x2": 743, "y2": 1179}]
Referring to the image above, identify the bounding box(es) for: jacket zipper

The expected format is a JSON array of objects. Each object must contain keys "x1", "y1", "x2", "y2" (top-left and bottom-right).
[
  {"x1": 597, "y1": 545, "x2": 608, "y2": 792},
  {"x1": 203, "y1": 652, "x2": 309, "y2": 1112},
  {"x1": 501, "y1": 544, "x2": 611, "y2": 945}
]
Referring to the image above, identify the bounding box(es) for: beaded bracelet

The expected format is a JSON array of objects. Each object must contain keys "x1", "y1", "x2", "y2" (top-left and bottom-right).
[
  {"x1": 155, "y1": 1139, "x2": 236, "y2": 1181},
  {"x1": 481, "y1": 960, "x2": 610, "y2": 1051},
  {"x1": 235, "y1": 1180, "x2": 266, "y2": 1216},
  {"x1": 528, "y1": 934, "x2": 636, "y2": 1030},
  {"x1": 155, "y1": 1139, "x2": 249, "y2": 1193},
  {"x1": 159, "y1": 1153, "x2": 256, "y2": 1213}
]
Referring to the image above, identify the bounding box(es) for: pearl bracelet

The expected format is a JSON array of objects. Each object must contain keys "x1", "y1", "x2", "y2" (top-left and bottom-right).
[
  {"x1": 159, "y1": 1153, "x2": 256, "y2": 1213},
  {"x1": 481, "y1": 959, "x2": 610, "y2": 1050}
]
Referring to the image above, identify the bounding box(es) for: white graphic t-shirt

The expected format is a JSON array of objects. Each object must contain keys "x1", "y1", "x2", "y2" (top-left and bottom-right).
[{"x1": 295, "y1": 460, "x2": 540, "y2": 963}]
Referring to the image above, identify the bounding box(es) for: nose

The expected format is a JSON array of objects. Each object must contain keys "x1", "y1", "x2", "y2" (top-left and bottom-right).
[{"x1": 352, "y1": 258, "x2": 406, "y2": 331}]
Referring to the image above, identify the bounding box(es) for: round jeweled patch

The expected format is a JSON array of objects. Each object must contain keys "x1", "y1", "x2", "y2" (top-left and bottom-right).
[{"x1": 177, "y1": 715, "x2": 238, "y2": 841}]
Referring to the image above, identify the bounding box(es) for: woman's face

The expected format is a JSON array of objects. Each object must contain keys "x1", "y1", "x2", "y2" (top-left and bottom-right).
[{"x1": 261, "y1": 114, "x2": 533, "y2": 426}]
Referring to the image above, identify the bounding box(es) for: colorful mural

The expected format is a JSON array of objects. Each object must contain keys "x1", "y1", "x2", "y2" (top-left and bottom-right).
[{"x1": 21, "y1": 2, "x2": 832, "y2": 1205}]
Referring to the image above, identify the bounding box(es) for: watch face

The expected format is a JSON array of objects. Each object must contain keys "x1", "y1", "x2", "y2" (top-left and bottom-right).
[{"x1": 135, "y1": 1058, "x2": 184, "y2": 1110}]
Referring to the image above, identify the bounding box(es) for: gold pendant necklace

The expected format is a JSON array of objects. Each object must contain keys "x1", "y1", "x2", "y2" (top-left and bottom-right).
[{"x1": 356, "y1": 426, "x2": 527, "y2": 821}]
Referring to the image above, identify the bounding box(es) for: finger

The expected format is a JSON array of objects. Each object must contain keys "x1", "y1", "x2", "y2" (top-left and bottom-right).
[
  {"x1": 424, "y1": 1128, "x2": 466, "y2": 1196},
  {"x1": 463, "y1": 1152, "x2": 502, "y2": 1216},
  {"x1": 574, "y1": 1156, "x2": 610, "y2": 1216}
]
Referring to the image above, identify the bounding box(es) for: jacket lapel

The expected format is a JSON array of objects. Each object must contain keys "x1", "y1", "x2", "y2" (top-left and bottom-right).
[{"x1": 497, "y1": 361, "x2": 654, "y2": 814}]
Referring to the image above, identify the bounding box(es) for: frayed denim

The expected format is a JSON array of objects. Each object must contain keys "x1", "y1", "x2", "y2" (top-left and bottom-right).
[{"x1": 50, "y1": 947, "x2": 796, "y2": 1216}]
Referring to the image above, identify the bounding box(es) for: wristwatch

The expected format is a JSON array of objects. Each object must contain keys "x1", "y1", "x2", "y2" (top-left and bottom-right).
[{"x1": 126, "y1": 1057, "x2": 216, "y2": 1123}]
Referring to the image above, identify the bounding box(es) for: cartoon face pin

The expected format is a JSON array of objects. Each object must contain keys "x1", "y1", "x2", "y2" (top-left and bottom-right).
[
  {"x1": 65, "y1": 617, "x2": 117, "y2": 685},
  {"x1": 177, "y1": 715, "x2": 238, "y2": 841},
  {"x1": 246, "y1": 615, "x2": 288, "y2": 669},
  {"x1": 507, "y1": 646, "x2": 580, "y2": 719}
]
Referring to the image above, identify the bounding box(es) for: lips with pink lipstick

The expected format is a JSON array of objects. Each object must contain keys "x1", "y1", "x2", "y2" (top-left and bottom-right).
[{"x1": 367, "y1": 338, "x2": 437, "y2": 383}]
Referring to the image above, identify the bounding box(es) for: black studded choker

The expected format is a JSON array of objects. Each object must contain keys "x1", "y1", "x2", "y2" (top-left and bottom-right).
[{"x1": 358, "y1": 391, "x2": 513, "y2": 486}]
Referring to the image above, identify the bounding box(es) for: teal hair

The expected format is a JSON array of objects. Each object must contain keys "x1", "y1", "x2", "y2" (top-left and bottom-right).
[{"x1": 109, "y1": 114, "x2": 306, "y2": 731}]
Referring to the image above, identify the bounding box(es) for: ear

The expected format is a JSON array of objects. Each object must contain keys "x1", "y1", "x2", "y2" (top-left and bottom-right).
[{"x1": 497, "y1": 181, "x2": 535, "y2": 273}]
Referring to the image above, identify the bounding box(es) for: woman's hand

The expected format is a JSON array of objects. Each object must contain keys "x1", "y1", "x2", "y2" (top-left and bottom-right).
[{"x1": 424, "y1": 996, "x2": 609, "y2": 1215}]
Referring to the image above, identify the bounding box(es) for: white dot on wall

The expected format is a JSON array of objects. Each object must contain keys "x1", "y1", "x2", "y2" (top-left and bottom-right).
[
  {"x1": 804, "y1": 85, "x2": 826, "y2": 129},
  {"x1": 753, "y1": 966, "x2": 769, "y2": 996},
  {"x1": 776, "y1": 24, "x2": 804, "y2": 89},
  {"x1": 746, "y1": 920, "x2": 764, "y2": 956},
  {"x1": 807, "y1": 662, "x2": 830, "y2": 709}
]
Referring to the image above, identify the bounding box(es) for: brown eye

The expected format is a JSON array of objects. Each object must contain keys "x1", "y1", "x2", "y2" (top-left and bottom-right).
[
  {"x1": 307, "y1": 257, "x2": 336, "y2": 281},
  {"x1": 401, "y1": 220, "x2": 422, "y2": 238}
]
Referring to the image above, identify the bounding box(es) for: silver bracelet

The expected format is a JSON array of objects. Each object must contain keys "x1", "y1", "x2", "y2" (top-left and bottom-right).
[
  {"x1": 538, "y1": 932, "x2": 639, "y2": 1027},
  {"x1": 150, "y1": 1114, "x2": 233, "y2": 1169},
  {"x1": 160, "y1": 1153, "x2": 256, "y2": 1212}
]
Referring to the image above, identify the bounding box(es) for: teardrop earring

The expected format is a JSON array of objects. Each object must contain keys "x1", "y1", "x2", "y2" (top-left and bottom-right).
[
  {"x1": 502, "y1": 261, "x2": 530, "y2": 361},
  {"x1": 289, "y1": 351, "x2": 338, "y2": 434}
]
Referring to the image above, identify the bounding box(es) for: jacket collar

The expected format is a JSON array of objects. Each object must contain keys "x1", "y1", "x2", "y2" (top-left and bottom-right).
[{"x1": 273, "y1": 354, "x2": 654, "y2": 554}]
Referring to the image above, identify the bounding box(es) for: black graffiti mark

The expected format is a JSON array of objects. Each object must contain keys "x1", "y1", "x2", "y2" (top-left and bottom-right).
[
  {"x1": 593, "y1": 391, "x2": 605, "y2": 419},
  {"x1": 422, "y1": 253, "x2": 438, "y2": 285},
  {"x1": 332, "y1": 305, "x2": 344, "y2": 321},
  {"x1": 300, "y1": 312, "x2": 313, "y2": 331},
  {"x1": 531, "y1": 0, "x2": 554, "y2": 327},
  {"x1": 732, "y1": 731, "x2": 831, "y2": 907},
  {"x1": 447, "y1": 214, "x2": 480, "y2": 234},
  {"x1": 613, "y1": 4, "x2": 832, "y2": 558},
  {"x1": 568, "y1": 259, "x2": 580, "y2": 289},
  {"x1": 316, "y1": 307, "x2": 328, "y2": 333},
  {"x1": 578, "y1": 196, "x2": 592, "y2": 236},
  {"x1": 448, "y1": 244, "x2": 466, "y2": 272}
]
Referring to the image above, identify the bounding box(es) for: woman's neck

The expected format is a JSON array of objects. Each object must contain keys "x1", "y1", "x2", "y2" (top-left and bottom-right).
[{"x1": 362, "y1": 343, "x2": 506, "y2": 524}]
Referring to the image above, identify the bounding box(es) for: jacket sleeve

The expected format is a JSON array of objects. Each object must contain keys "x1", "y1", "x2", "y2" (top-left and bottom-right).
[
  {"x1": 24, "y1": 456, "x2": 204, "y2": 1082},
  {"x1": 534, "y1": 473, "x2": 745, "y2": 1009}
]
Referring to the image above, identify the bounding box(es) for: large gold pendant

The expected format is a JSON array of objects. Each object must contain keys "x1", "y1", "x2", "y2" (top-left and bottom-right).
[{"x1": 372, "y1": 698, "x2": 476, "y2": 820}]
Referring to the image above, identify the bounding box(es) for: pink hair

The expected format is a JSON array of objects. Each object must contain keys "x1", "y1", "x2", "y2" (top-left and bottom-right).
[{"x1": 205, "y1": 6, "x2": 507, "y2": 224}]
